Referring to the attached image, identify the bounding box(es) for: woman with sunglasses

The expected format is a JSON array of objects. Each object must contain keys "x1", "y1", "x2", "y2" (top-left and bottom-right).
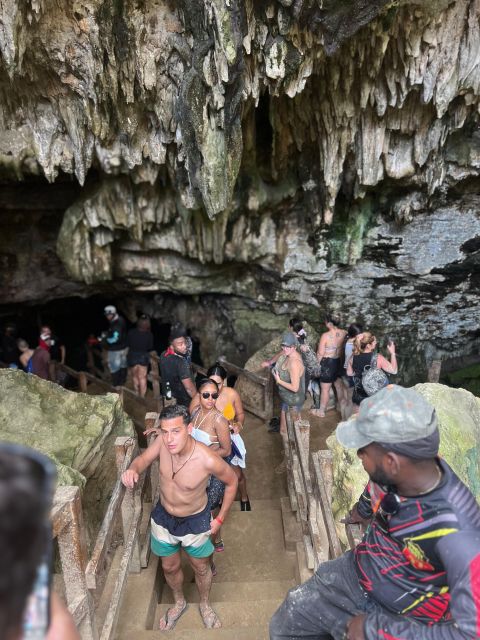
[
  {"x1": 190, "y1": 378, "x2": 232, "y2": 555},
  {"x1": 191, "y1": 364, "x2": 250, "y2": 511}
]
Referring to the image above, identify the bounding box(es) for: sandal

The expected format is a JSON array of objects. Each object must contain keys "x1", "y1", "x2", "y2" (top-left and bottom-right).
[
  {"x1": 210, "y1": 560, "x2": 217, "y2": 576},
  {"x1": 158, "y1": 601, "x2": 188, "y2": 630},
  {"x1": 213, "y1": 538, "x2": 224, "y2": 552}
]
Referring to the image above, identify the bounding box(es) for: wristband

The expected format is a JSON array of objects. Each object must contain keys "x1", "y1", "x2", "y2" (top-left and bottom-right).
[{"x1": 215, "y1": 516, "x2": 224, "y2": 525}]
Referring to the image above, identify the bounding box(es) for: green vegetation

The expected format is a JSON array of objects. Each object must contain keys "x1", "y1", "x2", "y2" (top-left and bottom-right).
[{"x1": 443, "y1": 364, "x2": 480, "y2": 397}]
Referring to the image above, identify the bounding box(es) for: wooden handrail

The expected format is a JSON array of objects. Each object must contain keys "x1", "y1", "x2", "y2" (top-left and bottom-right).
[
  {"x1": 217, "y1": 356, "x2": 269, "y2": 387},
  {"x1": 85, "y1": 439, "x2": 136, "y2": 590},
  {"x1": 284, "y1": 409, "x2": 352, "y2": 571}
]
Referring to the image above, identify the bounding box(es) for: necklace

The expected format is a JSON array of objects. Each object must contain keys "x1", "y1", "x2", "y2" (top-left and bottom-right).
[
  {"x1": 193, "y1": 407, "x2": 214, "y2": 430},
  {"x1": 170, "y1": 440, "x2": 196, "y2": 480},
  {"x1": 416, "y1": 465, "x2": 443, "y2": 496}
]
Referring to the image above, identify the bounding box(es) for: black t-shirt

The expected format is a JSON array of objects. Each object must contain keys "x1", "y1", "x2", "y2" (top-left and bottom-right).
[
  {"x1": 159, "y1": 350, "x2": 193, "y2": 407},
  {"x1": 126, "y1": 328, "x2": 154, "y2": 354}
]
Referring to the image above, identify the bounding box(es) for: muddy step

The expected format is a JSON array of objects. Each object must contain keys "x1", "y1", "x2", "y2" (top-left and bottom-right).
[
  {"x1": 161, "y1": 579, "x2": 293, "y2": 604},
  {"x1": 118, "y1": 627, "x2": 268, "y2": 640},
  {"x1": 154, "y1": 598, "x2": 281, "y2": 631},
  {"x1": 211, "y1": 510, "x2": 297, "y2": 582}
]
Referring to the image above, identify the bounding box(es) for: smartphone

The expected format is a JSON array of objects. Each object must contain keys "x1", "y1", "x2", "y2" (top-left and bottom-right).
[{"x1": 22, "y1": 531, "x2": 53, "y2": 639}]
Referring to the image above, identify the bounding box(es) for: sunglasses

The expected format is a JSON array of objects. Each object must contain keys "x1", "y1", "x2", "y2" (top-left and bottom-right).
[
  {"x1": 201, "y1": 392, "x2": 219, "y2": 400},
  {"x1": 375, "y1": 490, "x2": 399, "y2": 531}
]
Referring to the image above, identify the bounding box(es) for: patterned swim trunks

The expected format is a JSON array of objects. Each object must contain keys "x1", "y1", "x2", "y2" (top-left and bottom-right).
[{"x1": 150, "y1": 501, "x2": 214, "y2": 558}]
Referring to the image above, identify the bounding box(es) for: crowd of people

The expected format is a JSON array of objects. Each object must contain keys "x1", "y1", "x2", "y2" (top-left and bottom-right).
[
  {"x1": 1, "y1": 322, "x2": 66, "y2": 383},
  {"x1": 262, "y1": 315, "x2": 398, "y2": 436},
  {"x1": 3, "y1": 307, "x2": 480, "y2": 639}
]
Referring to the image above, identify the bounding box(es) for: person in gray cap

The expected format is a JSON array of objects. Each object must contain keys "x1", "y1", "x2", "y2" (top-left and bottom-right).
[
  {"x1": 271, "y1": 332, "x2": 305, "y2": 473},
  {"x1": 102, "y1": 305, "x2": 128, "y2": 386},
  {"x1": 270, "y1": 384, "x2": 480, "y2": 640}
]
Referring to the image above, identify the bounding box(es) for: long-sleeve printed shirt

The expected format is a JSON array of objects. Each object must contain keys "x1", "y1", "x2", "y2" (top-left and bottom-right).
[{"x1": 355, "y1": 458, "x2": 480, "y2": 639}]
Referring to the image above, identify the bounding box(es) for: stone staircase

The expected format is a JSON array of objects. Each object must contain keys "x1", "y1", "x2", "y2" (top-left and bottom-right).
[{"x1": 113, "y1": 414, "x2": 301, "y2": 640}]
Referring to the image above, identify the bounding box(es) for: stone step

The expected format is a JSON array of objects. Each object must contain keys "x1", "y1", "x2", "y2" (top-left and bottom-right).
[
  {"x1": 230, "y1": 498, "x2": 280, "y2": 511},
  {"x1": 161, "y1": 579, "x2": 293, "y2": 604},
  {"x1": 211, "y1": 510, "x2": 297, "y2": 582},
  {"x1": 118, "y1": 627, "x2": 268, "y2": 640},
  {"x1": 154, "y1": 598, "x2": 280, "y2": 632}
]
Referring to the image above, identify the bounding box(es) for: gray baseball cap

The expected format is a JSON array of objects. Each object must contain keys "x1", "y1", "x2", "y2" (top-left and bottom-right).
[
  {"x1": 281, "y1": 332, "x2": 297, "y2": 347},
  {"x1": 336, "y1": 385, "x2": 439, "y2": 454}
]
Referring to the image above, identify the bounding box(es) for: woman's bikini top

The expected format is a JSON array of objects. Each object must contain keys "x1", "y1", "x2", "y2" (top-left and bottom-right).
[
  {"x1": 222, "y1": 401, "x2": 235, "y2": 422},
  {"x1": 324, "y1": 331, "x2": 343, "y2": 357},
  {"x1": 190, "y1": 408, "x2": 220, "y2": 447}
]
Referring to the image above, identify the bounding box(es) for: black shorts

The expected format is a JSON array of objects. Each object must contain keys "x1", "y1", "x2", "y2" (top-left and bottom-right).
[
  {"x1": 319, "y1": 358, "x2": 341, "y2": 383},
  {"x1": 127, "y1": 351, "x2": 150, "y2": 367}
]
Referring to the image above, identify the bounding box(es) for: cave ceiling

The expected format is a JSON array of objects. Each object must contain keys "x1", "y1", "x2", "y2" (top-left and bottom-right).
[{"x1": 0, "y1": 0, "x2": 479, "y2": 374}]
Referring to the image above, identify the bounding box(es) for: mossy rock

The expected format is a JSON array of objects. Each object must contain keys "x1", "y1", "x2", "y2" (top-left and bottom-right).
[
  {"x1": 326, "y1": 383, "x2": 480, "y2": 544},
  {"x1": 0, "y1": 369, "x2": 133, "y2": 486}
]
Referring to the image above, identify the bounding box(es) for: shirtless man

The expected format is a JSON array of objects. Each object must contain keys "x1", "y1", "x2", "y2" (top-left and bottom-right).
[{"x1": 121, "y1": 404, "x2": 238, "y2": 631}]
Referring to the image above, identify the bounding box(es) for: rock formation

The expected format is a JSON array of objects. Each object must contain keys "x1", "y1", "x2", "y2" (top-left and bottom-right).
[
  {"x1": 0, "y1": 369, "x2": 134, "y2": 543},
  {"x1": 0, "y1": 1, "x2": 479, "y2": 379}
]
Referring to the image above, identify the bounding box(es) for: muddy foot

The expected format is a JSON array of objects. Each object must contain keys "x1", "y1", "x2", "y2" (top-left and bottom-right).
[
  {"x1": 199, "y1": 603, "x2": 221, "y2": 629},
  {"x1": 159, "y1": 600, "x2": 187, "y2": 630}
]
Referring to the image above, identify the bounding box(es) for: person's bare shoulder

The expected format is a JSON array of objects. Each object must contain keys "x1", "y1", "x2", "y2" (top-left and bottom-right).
[
  {"x1": 196, "y1": 441, "x2": 220, "y2": 470},
  {"x1": 225, "y1": 386, "x2": 239, "y2": 401}
]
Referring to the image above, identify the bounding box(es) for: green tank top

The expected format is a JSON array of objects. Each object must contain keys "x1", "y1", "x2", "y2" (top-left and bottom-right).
[{"x1": 277, "y1": 354, "x2": 305, "y2": 408}]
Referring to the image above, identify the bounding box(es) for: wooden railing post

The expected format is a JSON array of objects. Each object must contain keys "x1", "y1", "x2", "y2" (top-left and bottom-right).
[
  {"x1": 264, "y1": 373, "x2": 274, "y2": 421},
  {"x1": 78, "y1": 371, "x2": 88, "y2": 393},
  {"x1": 115, "y1": 437, "x2": 141, "y2": 573},
  {"x1": 427, "y1": 359, "x2": 442, "y2": 383},
  {"x1": 149, "y1": 352, "x2": 162, "y2": 412},
  {"x1": 54, "y1": 486, "x2": 98, "y2": 640},
  {"x1": 316, "y1": 450, "x2": 333, "y2": 507}
]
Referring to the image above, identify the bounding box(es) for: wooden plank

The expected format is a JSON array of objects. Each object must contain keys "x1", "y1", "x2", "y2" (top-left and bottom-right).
[
  {"x1": 294, "y1": 417, "x2": 312, "y2": 494},
  {"x1": 307, "y1": 497, "x2": 328, "y2": 567},
  {"x1": 55, "y1": 487, "x2": 98, "y2": 640},
  {"x1": 345, "y1": 523, "x2": 363, "y2": 550},
  {"x1": 100, "y1": 501, "x2": 142, "y2": 640},
  {"x1": 427, "y1": 359, "x2": 442, "y2": 383},
  {"x1": 316, "y1": 450, "x2": 333, "y2": 506},
  {"x1": 311, "y1": 452, "x2": 343, "y2": 559},
  {"x1": 85, "y1": 441, "x2": 136, "y2": 590},
  {"x1": 303, "y1": 535, "x2": 315, "y2": 570},
  {"x1": 52, "y1": 487, "x2": 76, "y2": 538}
]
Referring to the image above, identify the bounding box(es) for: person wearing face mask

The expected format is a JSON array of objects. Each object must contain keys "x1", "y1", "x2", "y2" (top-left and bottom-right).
[{"x1": 30, "y1": 333, "x2": 53, "y2": 381}]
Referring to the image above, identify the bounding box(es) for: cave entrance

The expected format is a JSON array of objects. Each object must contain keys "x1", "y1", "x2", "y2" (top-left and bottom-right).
[
  {"x1": 440, "y1": 354, "x2": 480, "y2": 397},
  {"x1": 0, "y1": 294, "x2": 205, "y2": 373}
]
